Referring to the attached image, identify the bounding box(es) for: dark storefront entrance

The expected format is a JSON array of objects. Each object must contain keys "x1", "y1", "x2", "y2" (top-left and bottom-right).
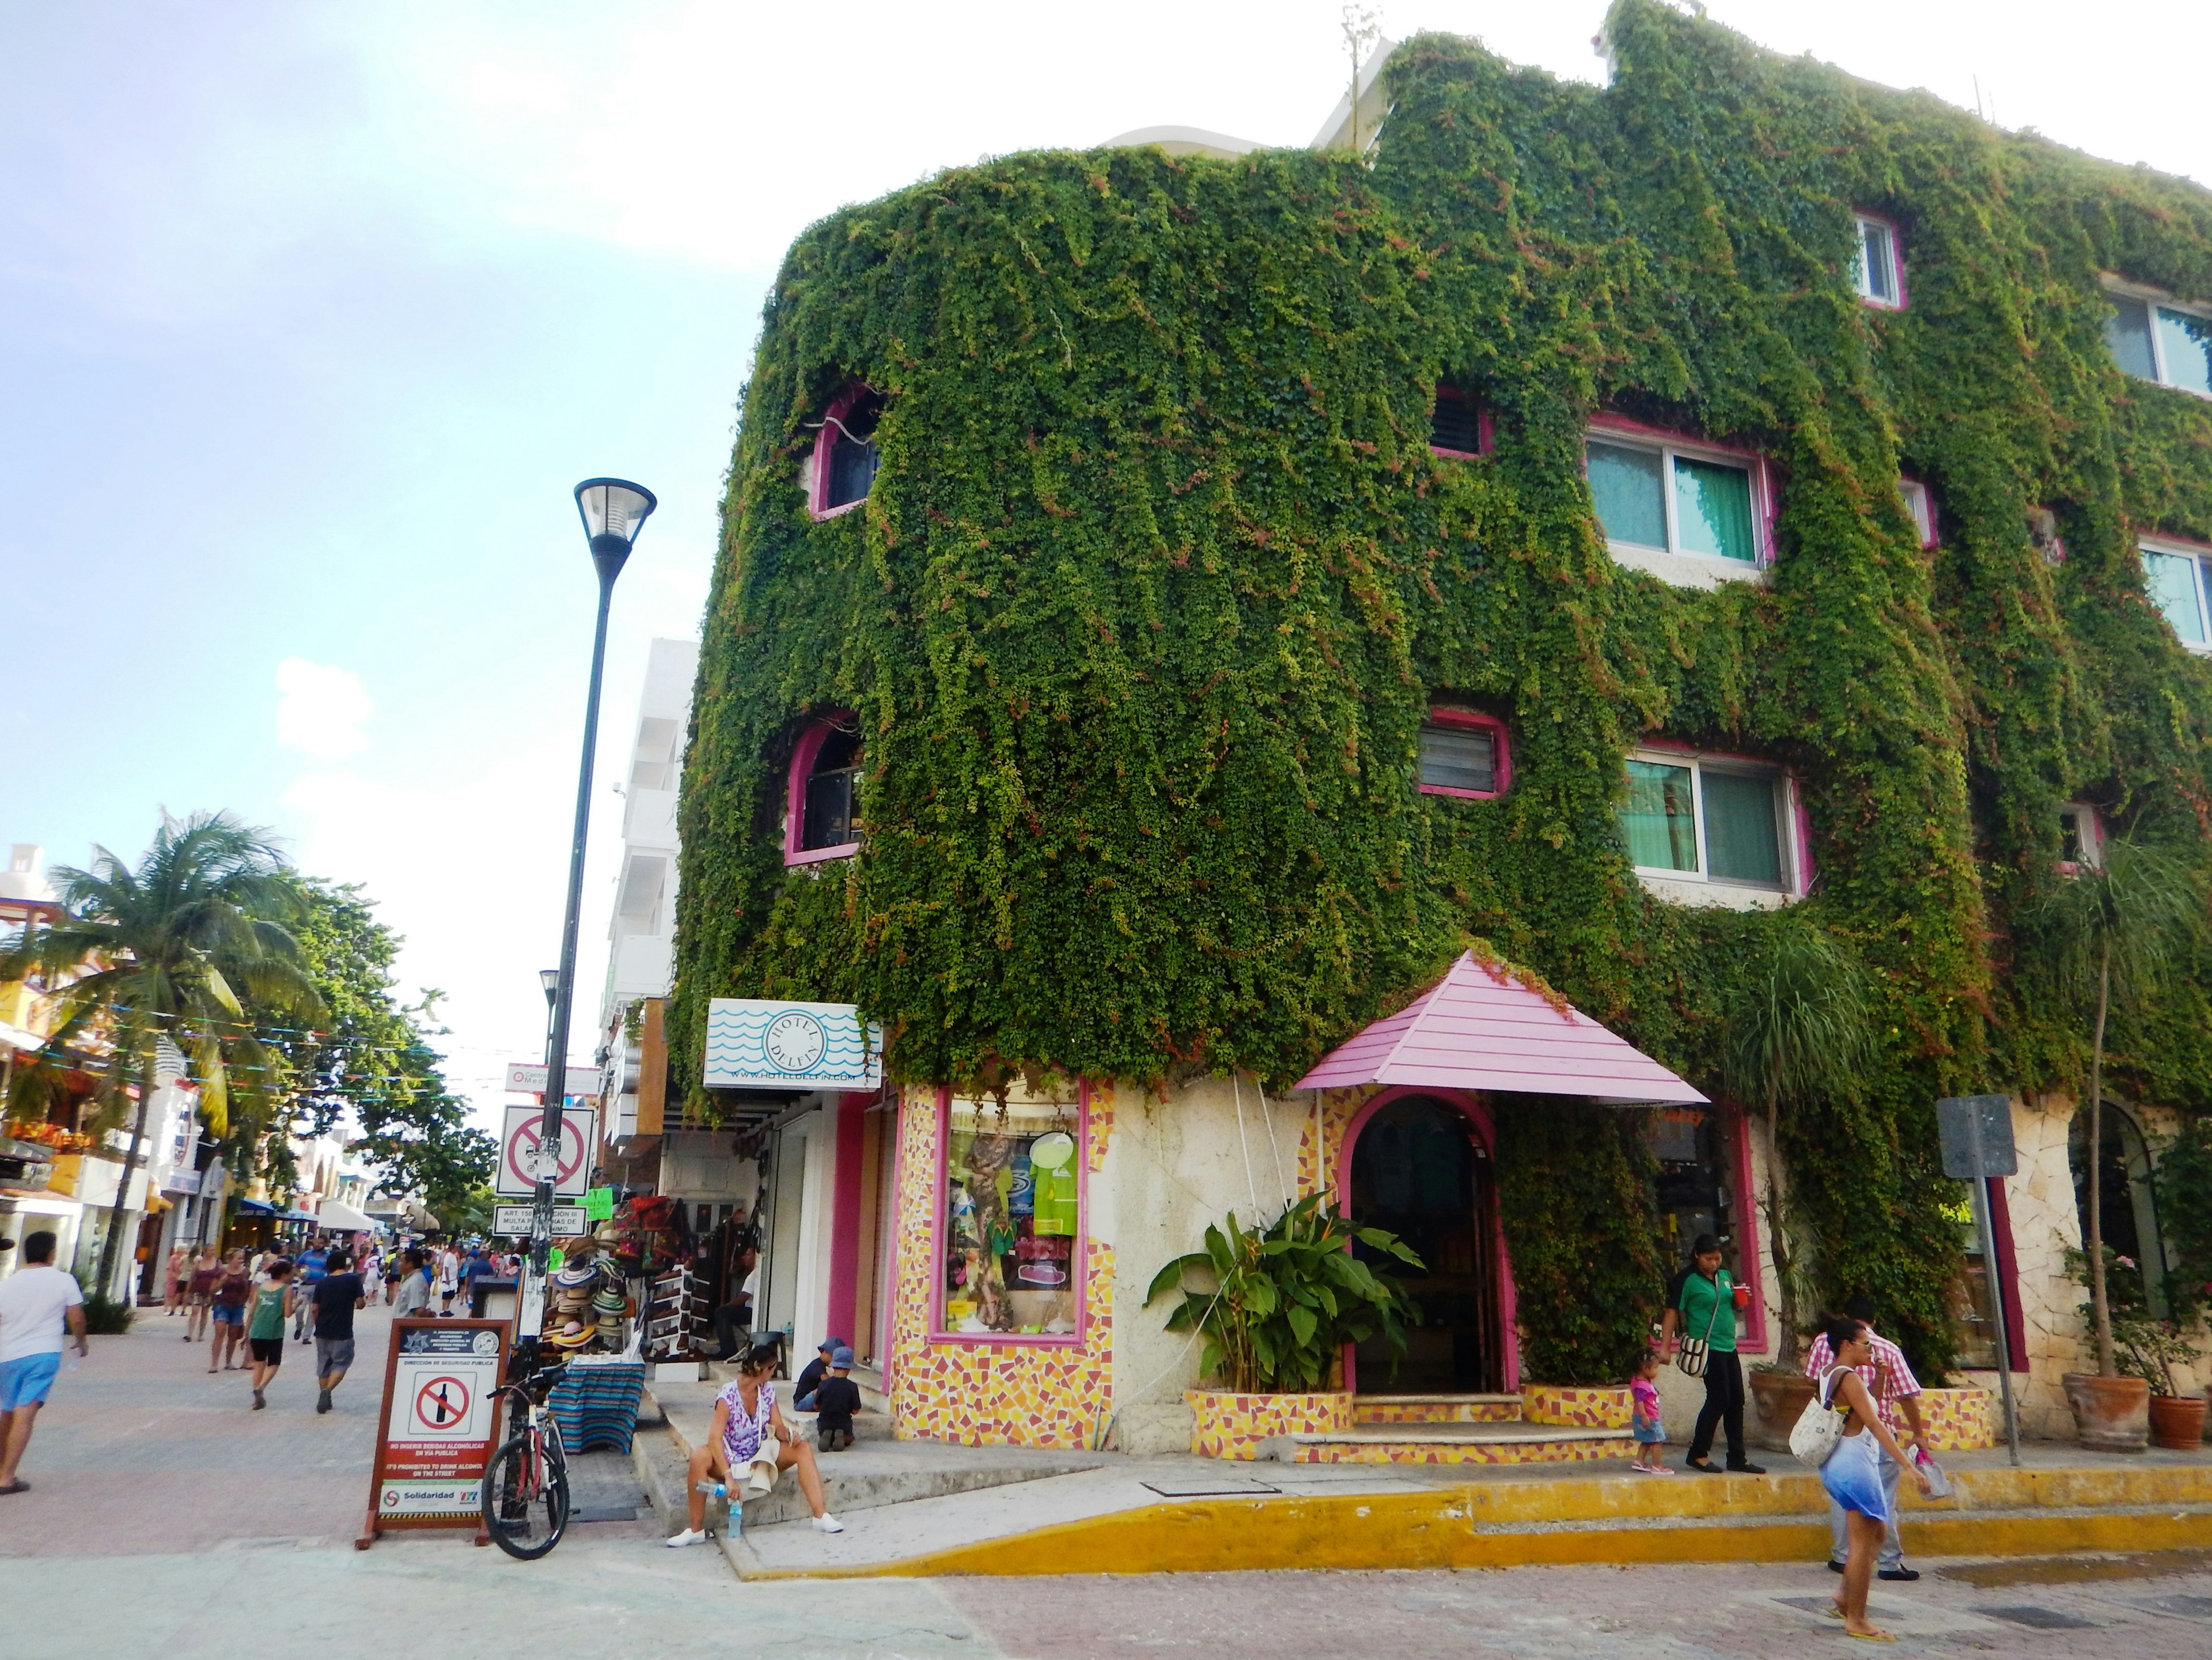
[{"x1": 1347, "y1": 1094, "x2": 1502, "y2": 1394}]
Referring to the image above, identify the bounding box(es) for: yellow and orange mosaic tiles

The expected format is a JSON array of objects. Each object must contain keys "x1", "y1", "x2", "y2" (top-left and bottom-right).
[
  {"x1": 1521, "y1": 1383, "x2": 1634, "y2": 1430},
  {"x1": 1917, "y1": 1386, "x2": 1997, "y2": 1452},
  {"x1": 1187, "y1": 1389, "x2": 1354, "y2": 1458},
  {"x1": 885, "y1": 1090, "x2": 1113, "y2": 1449},
  {"x1": 1289, "y1": 1436, "x2": 1634, "y2": 1465},
  {"x1": 1294, "y1": 1087, "x2": 1374, "y2": 1198},
  {"x1": 1353, "y1": 1397, "x2": 1521, "y2": 1425}
]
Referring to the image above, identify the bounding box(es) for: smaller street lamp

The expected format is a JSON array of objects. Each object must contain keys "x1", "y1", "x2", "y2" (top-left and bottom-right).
[{"x1": 539, "y1": 968, "x2": 560, "y2": 1067}]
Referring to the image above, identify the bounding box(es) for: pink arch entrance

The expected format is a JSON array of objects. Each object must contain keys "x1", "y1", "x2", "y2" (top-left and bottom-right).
[{"x1": 1333, "y1": 1086, "x2": 1520, "y2": 1394}]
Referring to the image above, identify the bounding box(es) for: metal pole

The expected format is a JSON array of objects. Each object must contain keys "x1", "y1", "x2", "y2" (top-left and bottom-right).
[
  {"x1": 517, "y1": 566, "x2": 618, "y2": 1359},
  {"x1": 1971, "y1": 1177, "x2": 2022, "y2": 1466}
]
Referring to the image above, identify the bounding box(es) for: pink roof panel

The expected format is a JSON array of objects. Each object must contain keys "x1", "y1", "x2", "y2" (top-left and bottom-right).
[{"x1": 1293, "y1": 951, "x2": 1707, "y2": 1105}]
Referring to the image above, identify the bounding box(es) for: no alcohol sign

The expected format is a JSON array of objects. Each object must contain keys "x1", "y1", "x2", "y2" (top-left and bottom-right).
[{"x1": 357, "y1": 1318, "x2": 510, "y2": 1548}]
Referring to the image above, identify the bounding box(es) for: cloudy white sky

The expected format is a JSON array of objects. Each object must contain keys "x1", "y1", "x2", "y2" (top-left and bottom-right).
[{"x1": 9, "y1": 0, "x2": 2209, "y2": 1139}]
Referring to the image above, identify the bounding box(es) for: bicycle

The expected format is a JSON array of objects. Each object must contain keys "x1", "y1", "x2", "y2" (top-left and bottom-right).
[{"x1": 480, "y1": 1354, "x2": 571, "y2": 1559}]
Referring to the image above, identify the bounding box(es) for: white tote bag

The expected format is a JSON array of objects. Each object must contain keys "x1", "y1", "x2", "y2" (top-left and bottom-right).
[{"x1": 1789, "y1": 1365, "x2": 1853, "y2": 1466}]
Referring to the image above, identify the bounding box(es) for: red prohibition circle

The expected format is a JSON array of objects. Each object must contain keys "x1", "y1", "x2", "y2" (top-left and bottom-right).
[
  {"x1": 505, "y1": 1113, "x2": 584, "y2": 1189},
  {"x1": 414, "y1": 1374, "x2": 472, "y2": 1431}
]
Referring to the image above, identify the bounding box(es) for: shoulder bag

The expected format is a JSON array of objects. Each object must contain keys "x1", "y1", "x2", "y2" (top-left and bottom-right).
[
  {"x1": 1675, "y1": 1275, "x2": 1722, "y2": 1378},
  {"x1": 1790, "y1": 1365, "x2": 1854, "y2": 1466}
]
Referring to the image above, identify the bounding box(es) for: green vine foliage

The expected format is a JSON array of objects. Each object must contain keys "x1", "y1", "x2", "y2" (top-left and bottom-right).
[{"x1": 676, "y1": 1, "x2": 2212, "y2": 1380}]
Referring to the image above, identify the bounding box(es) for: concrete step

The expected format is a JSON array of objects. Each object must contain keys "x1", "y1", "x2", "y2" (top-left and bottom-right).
[
  {"x1": 1353, "y1": 1393, "x2": 1522, "y2": 1426},
  {"x1": 647, "y1": 1379, "x2": 1115, "y2": 1530},
  {"x1": 1265, "y1": 1421, "x2": 1633, "y2": 1465}
]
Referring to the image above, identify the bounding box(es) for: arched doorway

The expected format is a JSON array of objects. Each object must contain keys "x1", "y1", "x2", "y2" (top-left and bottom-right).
[
  {"x1": 1346, "y1": 1094, "x2": 1503, "y2": 1393},
  {"x1": 2072, "y1": 1101, "x2": 2171, "y2": 1318}
]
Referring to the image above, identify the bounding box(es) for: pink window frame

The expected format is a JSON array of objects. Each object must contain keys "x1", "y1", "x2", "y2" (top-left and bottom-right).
[
  {"x1": 1416, "y1": 706, "x2": 1512, "y2": 801},
  {"x1": 808, "y1": 383, "x2": 878, "y2": 522},
  {"x1": 1429, "y1": 387, "x2": 1495, "y2": 460},
  {"x1": 1851, "y1": 211, "x2": 1908, "y2": 311},
  {"x1": 1333, "y1": 1086, "x2": 1520, "y2": 1393},
  {"x1": 1628, "y1": 739, "x2": 1815, "y2": 896},
  {"x1": 1723, "y1": 1103, "x2": 1768, "y2": 1351},
  {"x1": 1984, "y1": 1176, "x2": 2030, "y2": 1373},
  {"x1": 927, "y1": 1080, "x2": 1090, "y2": 1348},
  {"x1": 1585, "y1": 414, "x2": 1780, "y2": 568},
  {"x1": 783, "y1": 712, "x2": 861, "y2": 867},
  {"x1": 1899, "y1": 477, "x2": 1938, "y2": 549}
]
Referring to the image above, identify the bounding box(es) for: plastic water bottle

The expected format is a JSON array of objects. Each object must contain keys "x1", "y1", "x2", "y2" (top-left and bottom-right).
[
  {"x1": 694, "y1": 1480, "x2": 743, "y2": 1537},
  {"x1": 694, "y1": 1480, "x2": 728, "y2": 1499}
]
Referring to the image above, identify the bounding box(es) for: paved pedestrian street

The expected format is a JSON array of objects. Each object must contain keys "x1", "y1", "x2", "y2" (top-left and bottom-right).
[{"x1": 7, "y1": 1313, "x2": 2212, "y2": 1659}]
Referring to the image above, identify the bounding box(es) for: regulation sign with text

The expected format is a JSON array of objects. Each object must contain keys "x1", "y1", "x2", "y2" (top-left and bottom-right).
[
  {"x1": 492, "y1": 1203, "x2": 588, "y2": 1238},
  {"x1": 357, "y1": 1318, "x2": 509, "y2": 1548}
]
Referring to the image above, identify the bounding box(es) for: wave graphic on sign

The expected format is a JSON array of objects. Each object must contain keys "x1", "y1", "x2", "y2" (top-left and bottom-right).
[{"x1": 703, "y1": 999, "x2": 882, "y2": 1087}]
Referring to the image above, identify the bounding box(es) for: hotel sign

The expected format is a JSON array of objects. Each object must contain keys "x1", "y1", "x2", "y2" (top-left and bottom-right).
[{"x1": 703, "y1": 999, "x2": 882, "y2": 1090}]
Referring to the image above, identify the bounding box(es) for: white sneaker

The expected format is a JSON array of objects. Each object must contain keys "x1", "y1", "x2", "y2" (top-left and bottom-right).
[
  {"x1": 664, "y1": 1527, "x2": 709, "y2": 1549},
  {"x1": 812, "y1": 1513, "x2": 844, "y2": 1534}
]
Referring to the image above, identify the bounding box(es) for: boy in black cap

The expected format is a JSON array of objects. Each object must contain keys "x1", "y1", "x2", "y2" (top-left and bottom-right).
[
  {"x1": 794, "y1": 1335, "x2": 841, "y2": 1409},
  {"x1": 813, "y1": 1347, "x2": 861, "y2": 1451}
]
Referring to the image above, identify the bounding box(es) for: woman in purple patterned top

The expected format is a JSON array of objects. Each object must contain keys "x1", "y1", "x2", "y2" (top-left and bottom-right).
[{"x1": 668, "y1": 1345, "x2": 842, "y2": 1546}]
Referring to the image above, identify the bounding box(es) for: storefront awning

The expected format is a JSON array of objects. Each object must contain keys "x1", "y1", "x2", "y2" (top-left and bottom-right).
[
  {"x1": 1293, "y1": 951, "x2": 1708, "y2": 1106},
  {"x1": 235, "y1": 1198, "x2": 279, "y2": 1216},
  {"x1": 315, "y1": 1199, "x2": 382, "y2": 1232}
]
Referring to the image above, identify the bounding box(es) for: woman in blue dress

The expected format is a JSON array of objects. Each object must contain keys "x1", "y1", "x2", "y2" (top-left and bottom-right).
[{"x1": 1817, "y1": 1316, "x2": 1932, "y2": 1640}]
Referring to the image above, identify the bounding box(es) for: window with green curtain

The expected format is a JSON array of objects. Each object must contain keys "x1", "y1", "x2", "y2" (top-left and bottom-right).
[
  {"x1": 2107, "y1": 297, "x2": 2158, "y2": 381},
  {"x1": 2154, "y1": 307, "x2": 2212, "y2": 396},
  {"x1": 1701, "y1": 771, "x2": 1783, "y2": 886},
  {"x1": 1621, "y1": 760, "x2": 1698, "y2": 871},
  {"x1": 2144, "y1": 549, "x2": 2209, "y2": 644},
  {"x1": 1586, "y1": 440, "x2": 1666, "y2": 548},
  {"x1": 1673, "y1": 457, "x2": 1755, "y2": 562}
]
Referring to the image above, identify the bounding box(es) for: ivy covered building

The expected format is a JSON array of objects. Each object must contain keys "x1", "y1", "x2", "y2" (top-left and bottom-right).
[{"x1": 671, "y1": 2, "x2": 2212, "y2": 1453}]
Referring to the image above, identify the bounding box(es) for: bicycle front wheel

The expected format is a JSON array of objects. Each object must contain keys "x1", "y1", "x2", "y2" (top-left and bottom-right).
[{"x1": 481, "y1": 1431, "x2": 569, "y2": 1559}]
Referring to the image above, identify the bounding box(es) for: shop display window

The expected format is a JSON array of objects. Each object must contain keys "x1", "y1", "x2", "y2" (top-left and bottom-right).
[{"x1": 936, "y1": 1084, "x2": 1084, "y2": 1341}]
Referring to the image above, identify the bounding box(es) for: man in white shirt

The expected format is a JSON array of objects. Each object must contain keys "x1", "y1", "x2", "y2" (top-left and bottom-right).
[{"x1": 0, "y1": 1231, "x2": 89, "y2": 1495}]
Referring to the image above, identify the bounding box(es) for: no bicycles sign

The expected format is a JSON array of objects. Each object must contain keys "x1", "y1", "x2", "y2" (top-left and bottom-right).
[{"x1": 357, "y1": 1317, "x2": 510, "y2": 1549}]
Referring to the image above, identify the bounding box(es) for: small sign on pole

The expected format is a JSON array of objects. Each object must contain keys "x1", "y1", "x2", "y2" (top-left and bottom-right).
[
  {"x1": 494, "y1": 1103, "x2": 597, "y2": 1200},
  {"x1": 1936, "y1": 1094, "x2": 2022, "y2": 1466},
  {"x1": 493, "y1": 1204, "x2": 587, "y2": 1239},
  {"x1": 356, "y1": 1318, "x2": 510, "y2": 1548},
  {"x1": 585, "y1": 1185, "x2": 615, "y2": 1222}
]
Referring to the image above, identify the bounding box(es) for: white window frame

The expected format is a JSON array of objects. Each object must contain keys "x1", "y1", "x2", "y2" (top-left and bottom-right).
[
  {"x1": 1584, "y1": 422, "x2": 1774, "y2": 591},
  {"x1": 1851, "y1": 214, "x2": 1905, "y2": 309},
  {"x1": 2103, "y1": 278, "x2": 2212, "y2": 399},
  {"x1": 2141, "y1": 536, "x2": 2212, "y2": 655},
  {"x1": 1624, "y1": 747, "x2": 1802, "y2": 907},
  {"x1": 2058, "y1": 803, "x2": 2104, "y2": 874},
  {"x1": 1898, "y1": 478, "x2": 1937, "y2": 549}
]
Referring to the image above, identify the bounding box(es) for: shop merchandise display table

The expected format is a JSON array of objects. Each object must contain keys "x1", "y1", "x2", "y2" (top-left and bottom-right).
[{"x1": 548, "y1": 1358, "x2": 646, "y2": 1454}]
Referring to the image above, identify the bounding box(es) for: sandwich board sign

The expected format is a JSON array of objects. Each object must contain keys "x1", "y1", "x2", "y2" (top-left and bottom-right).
[
  {"x1": 357, "y1": 1317, "x2": 509, "y2": 1548},
  {"x1": 495, "y1": 1103, "x2": 596, "y2": 1199}
]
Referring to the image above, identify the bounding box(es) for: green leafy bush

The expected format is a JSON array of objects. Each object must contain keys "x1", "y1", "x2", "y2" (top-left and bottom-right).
[
  {"x1": 1146, "y1": 1193, "x2": 1422, "y2": 1393},
  {"x1": 81, "y1": 1292, "x2": 134, "y2": 1335}
]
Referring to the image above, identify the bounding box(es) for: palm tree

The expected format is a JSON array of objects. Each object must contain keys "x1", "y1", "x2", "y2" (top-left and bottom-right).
[
  {"x1": 1, "y1": 814, "x2": 322, "y2": 1299},
  {"x1": 1719, "y1": 916, "x2": 1875, "y2": 1370},
  {"x1": 2033, "y1": 833, "x2": 2207, "y2": 1377}
]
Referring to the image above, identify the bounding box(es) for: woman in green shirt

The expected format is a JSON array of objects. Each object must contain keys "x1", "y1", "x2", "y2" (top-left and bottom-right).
[
  {"x1": 246, "y1": 1259, "x2": 296, "y2": 1411},
  {"x1": 1660, "y1": 1234, "x2": 1764, "y2": 1475}
]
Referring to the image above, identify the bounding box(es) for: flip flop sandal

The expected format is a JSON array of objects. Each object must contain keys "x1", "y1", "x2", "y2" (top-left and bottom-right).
[{"x1": 1845, "y1": 1631, "x2": 1897, "y2": 1643}]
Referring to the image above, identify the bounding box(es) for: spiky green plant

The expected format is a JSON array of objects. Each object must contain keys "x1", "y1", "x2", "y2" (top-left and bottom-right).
[
  {"x1": 1720, "y1": 916, "x2": 1875, "y2": 1370},
  {"x1": 0, "y1": 813, "x2": 323, "y2": 1296},
  {"x1": 2031, "y1": 835, "x2": 2207, "y2": 1377}
]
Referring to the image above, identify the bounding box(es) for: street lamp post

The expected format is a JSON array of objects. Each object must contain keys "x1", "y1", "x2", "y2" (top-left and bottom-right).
[
  {"x1": 517, "y1": 478, "x2": 656, "y2": 1365},
  {"x1": 539, "y1": 968, "x2": 560, "y2": 1067}
]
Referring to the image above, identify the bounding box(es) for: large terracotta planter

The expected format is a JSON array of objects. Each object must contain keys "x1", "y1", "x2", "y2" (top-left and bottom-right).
[
  {"x1": 1521, "y1": 1383, "x2": 1633, "y2": 1429},
  {"x1": 2062, "y1": 1372, "x2": 2150, "y2": 1451},
  {"x1": 1188, "y1": 1389, "x2": 1353, "y2": 1459},
  {"x1": 1748, "y1": 1367, "x2": 1816, "y2": 1453},
  {"x1": 2149, "y1": 1393, "x2": 2207, "y2": 1451},
  {"x1": 1918, "y1": 1386, "x2": 1997, "y2": 1452}
]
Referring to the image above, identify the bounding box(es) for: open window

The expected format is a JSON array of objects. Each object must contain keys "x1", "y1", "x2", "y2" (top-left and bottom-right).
[
  {"x1": 1850, "y1": 214, "x2": 1905, "y2": 309},
  {"x1": 1898, "y1": 478, "x2": 1937, "y2": 549},
  {"x1": 1619, "y1": 746, "x2": 1802, "y2": 907},
  {"x1": 1429, "y1": 387, "x2": 1487, "y2": 458},
  {"x1": 2058, "y1": 803, "x2": 2103, "y2": 874},
  {"x1": 783, "y1": 715, "x2": 863, "y2": 865},
  {"x1": 2105, "y1": 285, "x2": 2212, "y2": 397},
  {"x1": 809, "y1": 385, "x2": 884, "y2": 518},
  {"x1": 2142, "y1": 536, "x2": 2212, "y2": 652},
  {"x1": 1584, "y1": 419, "x2": 1774, "y2": 588},
  {"x1": 1415, "y1": 708, "x2": 1509, "y2": 800}
]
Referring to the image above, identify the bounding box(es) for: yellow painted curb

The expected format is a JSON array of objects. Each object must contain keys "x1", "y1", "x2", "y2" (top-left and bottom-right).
[{"x1": 736, "y1": 1480, "x2": 2212, "y2": 1581}]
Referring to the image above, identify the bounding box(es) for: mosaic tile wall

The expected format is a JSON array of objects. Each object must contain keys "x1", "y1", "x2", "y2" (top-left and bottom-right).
[
  {"x1": 1522, "y1": 1383, "x2": 1634, "y2": 1430},
  {"x1": 1295, "y1": 1087, "x2": 1374, "y2": 1197},
  {"x1": 1917, "y1": 1386, "x2": 1997, "y2": 1452},
  {"x1": 1187, "y1": 1388, "x2": 1354, "y2": 1458},
  {"x1": 1291, "y1": 1435, "x2": 1635, "y2": 1465},
  {"x1": 1353, "y1": 1397, "x2": 1521, "y2": 1424},
  {"x1": 885, "y1": 1088, "x2": 1115, "y2": 1447}
]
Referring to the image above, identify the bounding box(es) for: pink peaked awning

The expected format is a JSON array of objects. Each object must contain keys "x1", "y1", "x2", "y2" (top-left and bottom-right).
[{"x1": 1293, "y1": 951, "x2": 1708, "y2": 1106}]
